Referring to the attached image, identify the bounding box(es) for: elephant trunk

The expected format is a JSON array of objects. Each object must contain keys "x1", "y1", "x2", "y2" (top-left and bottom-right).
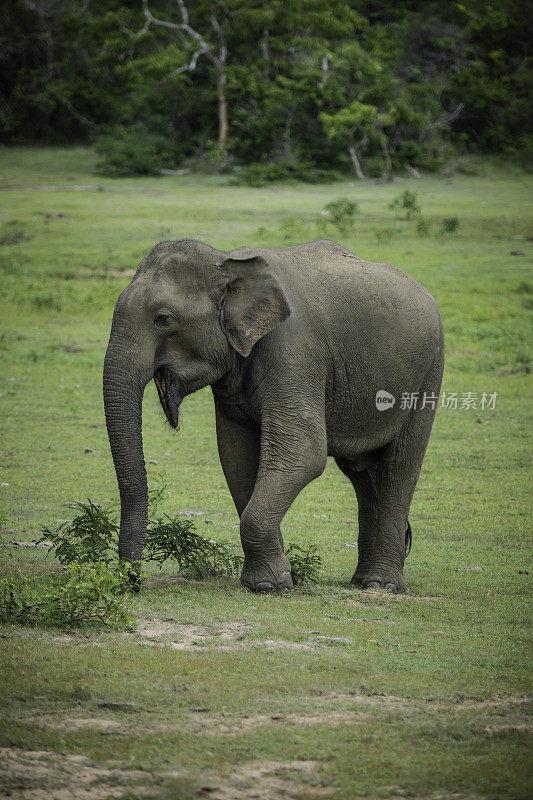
[{"x1": 103, "y1": 331, "x2": 153, "y2": 566}]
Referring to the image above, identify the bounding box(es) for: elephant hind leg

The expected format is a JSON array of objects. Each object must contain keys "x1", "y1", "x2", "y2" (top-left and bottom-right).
[
  {"x1": 335, "y1": 458, "x2": 413, "y2": 591},
  {"x1": 360, "y1": 356, "x2": 442, "y2": 592},
  {"x1": 335, "y1": 459, "x2": 380, "y2": 585}
]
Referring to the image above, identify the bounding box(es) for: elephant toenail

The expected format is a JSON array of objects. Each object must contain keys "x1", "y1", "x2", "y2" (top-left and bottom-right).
[
  {"x1": 385, "y1": 583, "x2": 398, "y2": 593},
  {"x1": 366, "y1": 581, "x2": 381, "y2": 589},
  {"x1": 278, "y1": 572, "x2": 293, "y2": 589},
  {"x1": 255, "y1": 581, "x2": 275, "y2": 593}
]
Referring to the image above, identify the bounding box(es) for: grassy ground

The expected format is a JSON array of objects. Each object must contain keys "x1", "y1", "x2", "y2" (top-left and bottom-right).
[{"x1": 0, "y1": 147, "x2": 531, "y2": 800}]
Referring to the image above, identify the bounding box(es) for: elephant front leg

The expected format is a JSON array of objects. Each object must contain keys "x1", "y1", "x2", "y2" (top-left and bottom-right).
[
  {"x1": 239, "y1": 425, "x2": 327, "y2": 592},
  {"x1": 239, "y1": 500, "x2": 294, "y2": 592}
]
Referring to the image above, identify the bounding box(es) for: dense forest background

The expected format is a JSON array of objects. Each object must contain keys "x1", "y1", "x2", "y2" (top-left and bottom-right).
[{"x1": 1, "y1": 0, "x2": 532, "y2": 179}]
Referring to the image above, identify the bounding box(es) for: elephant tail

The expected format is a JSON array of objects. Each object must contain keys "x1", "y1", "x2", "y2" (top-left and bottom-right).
[{"x1": 405, "y1": 521, "x2": 412, "y2": 557}]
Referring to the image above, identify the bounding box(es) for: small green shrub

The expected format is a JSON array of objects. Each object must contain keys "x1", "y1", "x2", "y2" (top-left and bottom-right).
[
  {"x1": 394, "y1": 140, "x2": 447, "y2": 174},
  {"x1": 375, "y1": 226, "x2": 397, "y2": 243},
  {"x1": 38, "y1": 500, "x2": 118, "y2": 565},
  {"x1": 416, "y1": 217, "x2": 432, "y2": 237},
  {"x1": 147, "y1": 473, "x2": 167, "y2": 514},
  {"x1": 0, "y1": 562, "x2": 132, "y2": 627},
  {"x1": 0, "y1": 222, "x2": 30, "y2": 246},
  {"x1": 95, "y1": 126, "x2": 170, "y2": 177},
  {"x1": 389, "y1": 190, "x2": 421, "y2": 220},
  {"x1": 441, "y1": 216, "x2": 460, "y2": 234},
  {"x1": 204, "y1": 141, "x2": 229, "y2": 169},
  {"x1": 30, "y1": 292, "x2": 63, "y2": 311},
  {"x1": 232, "y1": 162, "x2": 339, "y2": 187},
  {"x1": 324, "y1": 198, "x2": 359, "y2": 235},
  {"x1": 145, "y1": 516, "x2": 243, "y2": 578},
  {"x1": 285, "y1": 544, "x2": 322, "y2": 585}
]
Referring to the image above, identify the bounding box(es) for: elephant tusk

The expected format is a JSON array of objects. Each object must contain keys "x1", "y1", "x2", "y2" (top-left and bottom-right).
[{"x1": 153, "y1": 367, "x2": 181, "y2": 429}]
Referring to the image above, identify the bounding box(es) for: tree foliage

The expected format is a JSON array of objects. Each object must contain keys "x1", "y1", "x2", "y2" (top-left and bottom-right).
[{"x1": 1, "y1": 0, "x2": 530, "y2": 174}]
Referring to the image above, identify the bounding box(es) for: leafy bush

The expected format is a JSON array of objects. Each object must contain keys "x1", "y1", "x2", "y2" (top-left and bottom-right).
[
  {"x1": 232, "y1": 162, "x2": 339, "y2": 187},
  {"x1": 375, "y1": 226, "x2": 397, "y2": 243},
  {"x1": 416, "y1": 217, "x2": 432, "y2": 237},
  {"x1": 324, "y1": 198, "x2": 359, "y2": 234},
  {"x1": 144, "y1": 516, "x2": 243, "y2": 578},
  {"x1": 360, "y1": 156, "x2": 386, "y2": 179},
  {"x1": 285, "y1": 544, "x2": 322, "y2": 585},
  {"x1": 38, "y1": 500, "x2": 118, "y2": 565},
  {"x1": 147, "y1": 473, "x2": 167, "y2": 514},
  {"x1": 441, "y1": 216, "x2": 460, "y2": 234},
  {"x1": 37, "y1": 498, "x2": 323, "y2": 590},
  {"x1": 0, "y1": 562, "x2": 132, "y2": 627},
  {"x1": 39, "y1": 501, "x2": 243, "y2": 579},
  {"x1": 95, "y1": 126, "x2": 171, "y2": 177},
  {"x1": 389, "y1": 190, "x2": 421, "y2": 220},
  {"x1": 393, "y1": 140, "x2": 447, "y2": 174},
  {"x1": 411, "y1": 152, "x2": 446, "y2": 173}
]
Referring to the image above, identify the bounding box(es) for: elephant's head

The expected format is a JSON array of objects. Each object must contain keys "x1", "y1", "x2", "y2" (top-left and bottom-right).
[{"x1": 103, "y1": 239, "x2": 290, "y2": 565}]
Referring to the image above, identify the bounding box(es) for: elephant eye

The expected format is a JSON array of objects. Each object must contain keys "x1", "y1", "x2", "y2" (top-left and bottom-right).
[{"x1": 155, "y1": 313, "x2": 171, "y2": 327}]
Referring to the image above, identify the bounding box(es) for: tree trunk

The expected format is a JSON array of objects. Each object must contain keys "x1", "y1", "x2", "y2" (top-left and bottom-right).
[
  {"x1": 217, "y1": 69, "x2": 228, "y2": 149},
  {"x1": 348, "y1": 145, "x2": 366, "y2": 180},
  {"x1": 379, "y1": 134, "x2": 394, "y2": 182}
]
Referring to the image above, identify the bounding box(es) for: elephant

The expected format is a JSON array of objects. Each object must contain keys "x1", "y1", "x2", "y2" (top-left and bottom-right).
[{"x1": 103, "y1": 238, "x2": 443, "y2": 593}]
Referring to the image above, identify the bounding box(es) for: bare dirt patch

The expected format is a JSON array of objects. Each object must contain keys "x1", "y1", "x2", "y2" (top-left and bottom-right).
[
  {"x1": 0, "y1": 749, "x2": 332, "y2": 800},
  {"x1": 454, "y1": 694, "x2": 532, "y2": 711},
  {"x1": 321, "y1": 691, "x2": 411, "y2": 709},
  {"x1": 34, "y1": 717, "x2": 127, "y2": 734},
  {"x1": 0, "y1": 746, "x2": 156, "y2": 799},
  {"x1": 196, "y1": 759, "x2": 332, "y2": 799},
  {"x1": 143, "y1": 575, "x2": 190, "y2": 588},
  {"x1": 135, "y1": 618, "x2": 253, "y2": 649},
  {"x1": 132, "y1": 618, "x2": 313, "y2": 651},
  {"x1": 376, "y1": 789, "x2": 484, "y2": 800},
  {"x1": 108, "y1": 269, "x2": 135, "y2": 278},
  {"x1": 198, "y1": 709, "x2": 368, "y2": 736},
  {"x1": 484, "y1": 723, "x2": 532, "y2": 735},
  {"x1": 248, "y1": 638, "x2": 313, "y2": 651}
]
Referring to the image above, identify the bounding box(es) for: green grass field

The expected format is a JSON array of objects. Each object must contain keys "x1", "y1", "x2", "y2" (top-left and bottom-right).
[{"x1": 0, "y1": 147, "x2": 531, "y2": 799}]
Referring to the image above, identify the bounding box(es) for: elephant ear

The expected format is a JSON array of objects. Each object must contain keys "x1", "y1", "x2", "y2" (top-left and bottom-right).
[{"x1": 218, "y1": 253, "x2": 291, "y2": 357}]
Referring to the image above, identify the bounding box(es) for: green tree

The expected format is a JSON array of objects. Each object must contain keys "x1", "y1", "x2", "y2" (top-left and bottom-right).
[{"x1": 321, "y1": 100, "x2": 394, "y2": 180}]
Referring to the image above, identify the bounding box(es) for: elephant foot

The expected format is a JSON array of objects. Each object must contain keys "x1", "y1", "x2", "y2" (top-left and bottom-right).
[
  {"x1": 351, "y1": 567, "x2": 406, "y2": 594},
  {"x1": 350, "y1": 570, "x2": 367, "y2": 587},
  {"x1": 240, "y1": 554, "x2": 293, "y2": 593}
]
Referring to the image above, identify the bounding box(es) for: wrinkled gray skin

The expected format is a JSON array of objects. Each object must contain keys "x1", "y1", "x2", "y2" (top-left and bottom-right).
[{"x1": 104, "y1": 239, "x2": 443, "y2": 593}]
